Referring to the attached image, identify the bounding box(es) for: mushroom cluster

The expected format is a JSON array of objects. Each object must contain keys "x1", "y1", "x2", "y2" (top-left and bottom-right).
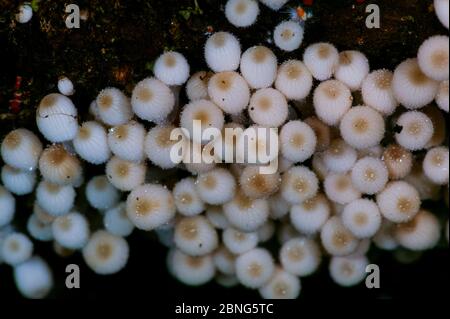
[
  {"x1": 1, "y1": 0, "x2": 449, "y2": 299},
  {"x1": 224, "y1": 0, "x2": 307, "y2": 52}
]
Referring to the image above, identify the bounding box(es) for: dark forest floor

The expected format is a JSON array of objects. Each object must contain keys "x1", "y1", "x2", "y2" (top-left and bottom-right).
[
  {"x1": 0, "y1": 0, "x2": 445, "y2": 131},
  {"x1": 0, "y1": 0, "x2": 448, "y2": 300}
]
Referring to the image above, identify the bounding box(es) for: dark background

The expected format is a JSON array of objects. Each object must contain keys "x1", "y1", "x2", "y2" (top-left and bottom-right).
[{"x1": 0, "y1": 0, "x2": 448, "y2": 301}]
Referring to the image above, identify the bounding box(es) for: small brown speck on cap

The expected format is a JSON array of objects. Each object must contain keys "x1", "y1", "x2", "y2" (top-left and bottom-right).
[
  {"x1": 222, "y1": 248, "x2": 235, "y2": 261},
  {"x1": 286, "y1": 63, "x2": 302, "y2": 80},
  {"x1": 156, "y1": 126, "x2": 176, "y2": 148},
  {"x1": 384, "y1": 144, "x2": 407, "y2": 163},
  {"x1": 397, "y1": 197, "x2": 413, "y2": 214},
  {"x1": 353, "y1": 118, "x2": 369, "y2": 134},
  {"x1": 113, "y1": 125, "x2": 129, "y2": 141},
  {"x1": 329, "y1": 139, "x2": 345, "y2": 156},
  {"x1": 115, "y1": 162, "x2": 130, "y2": 178},
  {"x1": 317, "y1": 44, "x2": 331, "y2": 59},
  {"x1": 199, "y1": 71, "x2": 213, "y2": 85},
  {"x1": 397, "y1": 213, "x2": 420, "y2": 234},
  {"x1": 332, "y1": 230, "x2": 351, "y2": 249},
  {"x1": 336, "y1": 175, "x2": 350, "y2": 191},
  {"x1": 194, "y1": 110, "x2": 210, "y2": 124},
  {"x1": 40, "y1": 94, "x2": 57, "y2": 109},
  {"x1": 57, "y1": 216, "x2": 73, "y2": 231},
  {"x1": 235, "y1": 192, "x2": 253, "y2": 210},
  {"x1": 252, "y1": 46, "x2": 270, "y2": 63},
  {"x1": 281, "y1": 29, "x2": 293, "y2": 39},
  {"x1": 248, "y1": 173, "x2": 271, "y2": 195},
  {"x1": 78, "y1": 125, "x2": 91, "y2": 140},
  {"x1": 257, "y1": 96, "x2": 272, "y2": 111},
  {"x1": 35, "y1": 219, "x2": 47, "y2": 229},
  {"x1": 201, "y1": 174, "x2": 217, "y2": 189},
  {"x1": 340, "y1": 262, "x2": 354, "y2": 276},
  {"x1": 290, "y1": 133, "x2": 305, "y2": 148},
  {"x1": 409, "y1": 64, "x2": 428, "y2": 86},
  {"x1": 339, "y1": 52, "x2": 353, "y2": 66},
  {"x1": 45, "y1": 182, "x2": 61, "y2": 194},
  {"x1": 432, "y1": 152, "x2": 445, "y2": 166},
  {"x1": 273, "y1": 281, "x2": 289, "y2": 297},
  {"x1": 3, "y1": 131, "x2": 22, "y2": 150},
  {"x1": 364, "y1": 168, "x2": 377, "y2": 182},
  {"x1": 54, "y1": 243, "x2": 75, "y2": 257},
  {"x1": 293, "y1": 177, "x2": 309, "y2": 194},
  {"x1": 137, "y1": 87, "x2": 153, "y2": 102},
  {"x1": 302, "y1": 195, "x2": 321, "y2": 211},
  {"x1": 46, "y1": 145, "x2": 68, "y2": 165},
  {"x1": 98, "y1": 93, "x2": 113, "y2": 110},
  {"x1": 186, "y1": 256, "x2": 204, "y2": 268},
  {"x1": 407, "y1": 121, "x2": 422, "y2": 136},
  {"x1": 235, "y1": 0, "x2": 248, "y2": 14},
  {"x1": 179, "y1": 218, "x2": 199, "y2": 240},
  {"x1": 8, "y1": 240, "x2": 20, "y2": 252},
  {"x1": 288, "y1": 246, "x2": 305, "y2": 262},
  {"x1": 375, "y1": 71, "x2": 392, "y2": 90},
  {"x1": 35, "y1": 205, "x2": 56, "y2": 224},
  {"x1": 212, "y1": 32, "x2": 227, "y2": 48},
  {"x1": 339, "y1": 51, "x2": 353, "y2": 65},
  {"x1": 215, "y1": 72, "x2": 234, "y2": 91},
  {"x1": 164, "y1": 54, "x2": 177, "y2": 68},
  {"x1": 134, "y1": 198, "x2": 160, "y2": 217},
  {"x1": 233, "y1": 230, "x2": 247, "y2": 241},
  {"x1": 94, "y1": 176, "x2": 109, "y2": 190},
  {"x1": 322, "y1": 82, "x2": 341, "y2": 99},
  {"x1": 431, "y1": 50, "x2": 449, "y2": 69},
  {"x1": 96, "y1": 242, "x2": 113, "y2": 260},
  {"x1": 44, "y1": 145, "x2": 79, "y2": 181},
  {"x1": 248, "y1": 262, "x2": 262, "y2": 278},
  {"x1": 353, "y1": 212, "x2": 368, "y2": 226},
  {"x1": 179, "y1": 193, "x2": 193, "y2": 205}
]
